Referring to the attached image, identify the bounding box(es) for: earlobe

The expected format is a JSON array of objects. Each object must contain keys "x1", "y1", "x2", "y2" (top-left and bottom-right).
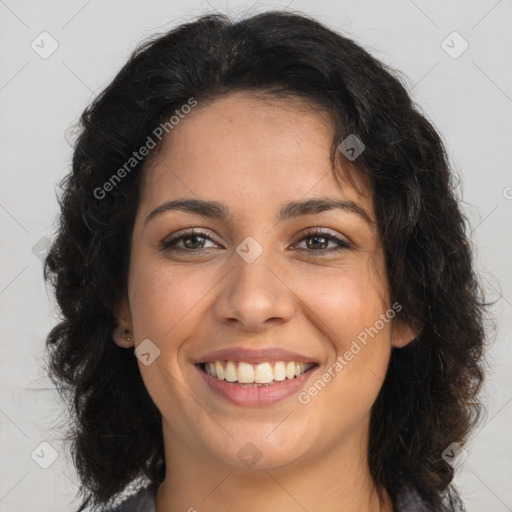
[
  {"x1": 113, "y1": 326, "x2": 134, "y2": 348},
  {"x1": 391, "y1": 318, "x2": 418, "y2": 348},
  {"x1": 112, "y1": 295, "x2": 134, "y2": 348}
]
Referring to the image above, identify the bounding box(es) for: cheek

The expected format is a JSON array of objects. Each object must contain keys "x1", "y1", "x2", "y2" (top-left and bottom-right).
[
  {"x1": 127, "y1": 261, "x2": 214, "y2": 412},
  {"x1": 128, "y1": 260, "x2": 214, "y2": 342},
  {"x1": 294, "y1": 263, "x2": 392, "y2": 396},
  {"x1": 288, "y1": 266, "x2": 392, "y2": 447},
  {"x1": 298, "y1": 272, "x2": 392, "y2": 412},
  {"x1": 295, "y1": 263, "x2": 389, "y2": 349}
]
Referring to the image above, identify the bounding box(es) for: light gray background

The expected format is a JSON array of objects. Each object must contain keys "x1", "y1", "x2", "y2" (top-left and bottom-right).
[{"x1": 1, "y1": 1, "x2": 511, "y2": 511}]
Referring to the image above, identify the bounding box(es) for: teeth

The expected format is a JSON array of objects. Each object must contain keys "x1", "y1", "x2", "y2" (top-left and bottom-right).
[
  {"x1": 254, "y1": 363, "x2": 273, "y2": 383},
  {"x1": 273, "y1": 361, "x2": 286, "y2": 381},
  {"x1": 238, "y1": 362, "x2": 254, "y2": 383},
  {"x1": 215, "y1": 361, "x2": 225, "y2": 380},
  {"x1": 203, "y1": 361, "x2": 314, "y2": 384},
  {"x1": 225, "y1": 361, "x2": 237, "y2": 382},
  {"x1": 286, "y1": 361, "x2": 295, "y2": 379}
]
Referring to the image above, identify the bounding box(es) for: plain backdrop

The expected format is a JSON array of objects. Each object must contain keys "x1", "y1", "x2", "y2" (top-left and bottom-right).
[{"x1": 1, "y1": 0, "x2": 511, "y2": 511}]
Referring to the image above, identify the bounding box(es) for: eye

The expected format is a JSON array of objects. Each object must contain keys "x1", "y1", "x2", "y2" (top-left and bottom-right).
[
  {"x1": 160, "y1": 229, "x2": 220, "y2": 252},
  {"x1": 293, "y1": 229, "x2": 351, "y2": 254},
  {"x1": 160, "y1": 228, "x2": 351, "y2": 255}
]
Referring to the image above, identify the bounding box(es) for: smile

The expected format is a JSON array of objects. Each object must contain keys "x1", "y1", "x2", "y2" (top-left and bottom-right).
[
  {"x1": 200, "y1": 360, "x2": 316, "y2": 385},
  {"x1": 196, "y1": 360, "x2": 319, "y2": 406}
]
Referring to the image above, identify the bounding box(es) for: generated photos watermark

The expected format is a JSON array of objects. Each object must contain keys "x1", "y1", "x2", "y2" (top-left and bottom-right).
[
  {"x1": 93, "y1": 97, "x2": 198, "y2": 200},
  {"x1": 298, "y1": 301, "x2": 402, "y2": 405}
]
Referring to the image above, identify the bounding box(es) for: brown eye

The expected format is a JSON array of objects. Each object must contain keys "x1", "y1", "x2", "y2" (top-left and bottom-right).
[
  {"x1": 161, "y1": 230, "x2": 219, "y2": 252},
  {"x1": 294, "y1": 229, "x2": 351, "y2": 254}
]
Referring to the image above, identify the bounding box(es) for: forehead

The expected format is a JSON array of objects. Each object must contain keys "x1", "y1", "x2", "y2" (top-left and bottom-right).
[{"x1": 139, "y1": 91, "x2": 373, "y2": 220}]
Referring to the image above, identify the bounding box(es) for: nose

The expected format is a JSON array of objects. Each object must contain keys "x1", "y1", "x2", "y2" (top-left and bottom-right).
[{"x1": 212, "y1": 245, "x2": 296, "y2": 332}]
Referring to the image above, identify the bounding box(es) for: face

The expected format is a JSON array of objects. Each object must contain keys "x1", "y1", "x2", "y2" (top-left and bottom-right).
[{"x1": 114, "y1": 91, "x2": 414, "y2": 473}]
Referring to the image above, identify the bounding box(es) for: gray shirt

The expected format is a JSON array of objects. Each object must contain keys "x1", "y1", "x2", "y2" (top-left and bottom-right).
[{"x1": 108, "y1": 484, "x2": 464, "y2": 511}]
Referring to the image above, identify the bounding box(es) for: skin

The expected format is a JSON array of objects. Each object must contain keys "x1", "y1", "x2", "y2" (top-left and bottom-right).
[{"x1": 114, "y1": 91, "x2": 416, "y2": 512}]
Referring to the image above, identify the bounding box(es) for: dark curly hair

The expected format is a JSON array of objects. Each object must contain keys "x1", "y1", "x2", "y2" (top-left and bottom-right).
[{"x1": 43, "y1": 9, "x2": 489, "y2": 512}]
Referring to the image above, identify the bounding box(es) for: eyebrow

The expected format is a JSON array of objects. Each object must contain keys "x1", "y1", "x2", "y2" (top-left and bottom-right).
[{"x1": 143, "y1": 197, "x2": 374, "y2": 226}]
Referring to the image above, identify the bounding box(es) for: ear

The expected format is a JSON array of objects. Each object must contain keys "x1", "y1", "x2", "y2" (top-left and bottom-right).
[
  {"x1": 112, "y1": 294, "x2": 134, "y2": 348},
  {"x1": 391, "y1": 317, "x2": 418, "y2": 348}
]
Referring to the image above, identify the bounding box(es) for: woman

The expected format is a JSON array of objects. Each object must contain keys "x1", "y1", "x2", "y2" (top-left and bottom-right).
[{"x1": 44, "y1": 10, "x2": 487, "y2": 512}]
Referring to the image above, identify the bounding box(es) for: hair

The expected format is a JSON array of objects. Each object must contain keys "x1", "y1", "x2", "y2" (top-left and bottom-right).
[{"x1": 43, "y1": 9, "x2": 489, "y2": 512}]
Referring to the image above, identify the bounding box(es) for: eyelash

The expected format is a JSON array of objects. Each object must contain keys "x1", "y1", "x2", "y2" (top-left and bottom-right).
[{"x1": 160, "y1": 228, "x2": 351, "y2": 255}]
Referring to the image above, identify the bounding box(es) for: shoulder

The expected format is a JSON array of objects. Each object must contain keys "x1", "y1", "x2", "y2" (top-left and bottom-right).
[
  {"x1": 107, "y1": 484, "x2": 157, "y2": 512},
  {"x1": 103, "y1": 482, "x2": 464, "y2": 512},
  {"x1": 395, "y1": 485, "x2": 466, "y2": 512}
]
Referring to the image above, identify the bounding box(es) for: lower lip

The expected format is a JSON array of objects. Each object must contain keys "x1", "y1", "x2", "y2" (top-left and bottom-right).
[{"x1": 196, "y1": 364, "x2": 319, "y2": 406}]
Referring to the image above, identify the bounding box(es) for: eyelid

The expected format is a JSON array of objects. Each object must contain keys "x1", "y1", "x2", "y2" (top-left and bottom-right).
[
  {"x1": 295, "y1": 227, "x2": 350, "y2": 243},
  {"x1": 160, "y1": 227, "x2": 222, "y2": 249},
  {"x1": 160, "y1": 226, "x2": 351, "y2": 254},
  {"x1": 291, "y1": 228, "x2": 351, "y2": 252}
]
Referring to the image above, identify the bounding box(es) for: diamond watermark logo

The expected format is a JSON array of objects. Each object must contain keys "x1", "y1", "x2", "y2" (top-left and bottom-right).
[
  {"x1": 236, "y1": 236, "x2": 263, "y2": 263},
  {"x1": 338, "y1": 134, "x2": 365, "y2": 161},
  {"x1": 32, "y1": 236, "x2": 51, "y2": 262},
  {"x1": 441, "y1": 32, "x2": 469, "y2": 59},
  {"x1": 31, "y1": 441, "x2": 59, "y2": 469},
  {"x1": 237, "y1": 442, "x2": 262, "y2": 467},
  {"x1": 442, "y1": 442, "x2": 468, "y2": 469},
  {"x1": 31, "y1": 31, "x2": 59, "y2": 59},
  {"x1": 135, "y1": 338, "x2": 161, "y2": 366}
]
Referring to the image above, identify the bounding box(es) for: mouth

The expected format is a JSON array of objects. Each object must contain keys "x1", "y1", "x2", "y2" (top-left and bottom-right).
[
  {"x1": 198, "y1": 360, "x2": 318, "y2": 386},
  {"x1": 193, "y1": 347, "x2": 321, "y2": 406},
  {"x1": 195, "y1": 360, "x2": 319, "y2": 406}
]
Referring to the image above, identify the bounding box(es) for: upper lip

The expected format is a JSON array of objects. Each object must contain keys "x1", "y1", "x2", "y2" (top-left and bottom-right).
[{"x1": 194, "y1": 347, "x2": 319, "y2": 364}]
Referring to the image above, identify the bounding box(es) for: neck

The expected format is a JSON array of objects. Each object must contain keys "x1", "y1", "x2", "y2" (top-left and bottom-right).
[{"x1": 155, "y1": 420, "x2": 393, "y2": 512}]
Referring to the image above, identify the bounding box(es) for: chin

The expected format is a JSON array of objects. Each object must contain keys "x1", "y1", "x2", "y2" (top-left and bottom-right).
[{"x1": 201, "y1": 427, "x2": 315, "y2": 472}]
